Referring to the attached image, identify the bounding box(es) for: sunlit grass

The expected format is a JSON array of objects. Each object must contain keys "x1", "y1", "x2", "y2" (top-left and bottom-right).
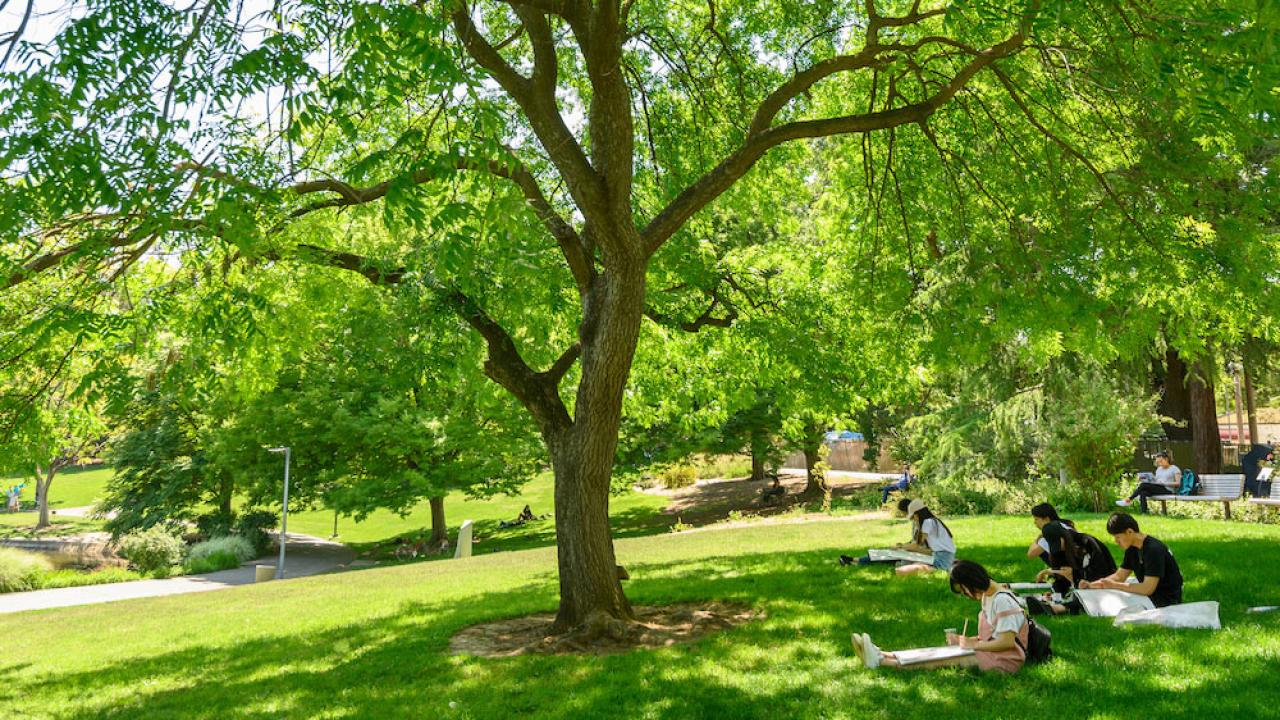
[{"x1": 3, "y1": 514, "x2": 1278, "y2": 719}]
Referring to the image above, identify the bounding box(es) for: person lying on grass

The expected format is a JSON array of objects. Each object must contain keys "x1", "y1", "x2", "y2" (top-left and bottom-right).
[
  {"x1": 851, "y1": 560, "x2": 1029, "y2": 673},
  {"x1": 894, "y1": 499, "x2": 956, "y2": 576},
  {"x1": 1024, "y1": 519, "x2": 1118, "y2": 616},
  {"x1": 1077, "y1": 512, "x2": 1184, "y2": 608}
]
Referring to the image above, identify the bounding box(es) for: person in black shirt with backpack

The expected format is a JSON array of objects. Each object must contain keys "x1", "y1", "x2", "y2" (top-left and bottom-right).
[
  {"x1": 1024, "y1": 516, "x2": 1118, "y2": 616},
  {"x1": 1079, "y1": 512, "x2": 1184, "y2": 607}
]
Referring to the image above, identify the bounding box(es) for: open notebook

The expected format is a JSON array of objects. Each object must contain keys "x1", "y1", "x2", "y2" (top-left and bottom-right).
[
  {"x1": 891, "y1": 646, "x2": 975, "y2": 665},
  {"x1": 866, "y1": 548, "x2": 935, "y2": 565},
  {"x1": 1074, "y1": 589, "x2": 1155, "y2": 617}
]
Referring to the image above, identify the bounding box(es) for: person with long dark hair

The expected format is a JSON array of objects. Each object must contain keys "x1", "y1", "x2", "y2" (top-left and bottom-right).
[
  {"x1": 894, "y1": 499, "x2": 956, "y2": 575},
  {"x1": 852, "y1": 560, "x2": 1030, "y2": 673},
  {"x1": 1026, "y1": 503, "x2": 1076, "y2": 565}
]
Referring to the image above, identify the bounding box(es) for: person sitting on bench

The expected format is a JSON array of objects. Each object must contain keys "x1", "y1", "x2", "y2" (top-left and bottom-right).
[
  {"x1": 879, "y1": 465, "x2": 913, "y2": 505},
  {"x1": 895, "y1": 500, "x2": 956, "y2": 576},
  {"x1": 851, "y1": 560, "x2": 1029, "y2": 673},
  {"x1": 1117, "y1": 452, "x2": 1180, "y2": 513},
  {"x1": 1079, "y1": 512, "x2": 1184, "y2": 607}
]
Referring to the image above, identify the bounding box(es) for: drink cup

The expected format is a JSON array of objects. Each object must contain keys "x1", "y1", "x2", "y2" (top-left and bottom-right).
[{"x1": 944, "y1": 628, "x2": 957, "y2": 646}]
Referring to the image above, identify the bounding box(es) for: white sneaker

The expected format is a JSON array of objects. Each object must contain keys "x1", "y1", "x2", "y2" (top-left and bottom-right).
[
  {"x1": 858, "y1": 633, "x2": 882, "y2": 669},
  {"x1": 1115, "y1": 499, "x2": 1132, "y2": 507}
]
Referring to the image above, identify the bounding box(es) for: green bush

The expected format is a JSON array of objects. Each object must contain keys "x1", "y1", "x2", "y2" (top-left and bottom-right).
[
  {"x1": 917, "y1": 476, "x2": 1033, "y2": 516},
  {"x1": 658, "y1": 464, "x2": 698, "y2": 489},
  {"x1": 195, "y1": 512, "x2": 235, "y2": 539},
  {"x1": 185, "y1": 535, "x2": 256, "y2": 573},
  {"x1": 234, "y1": 510, "x2": 278, "y2": 555},
  {"x1": 117, "y1": 526, "x2": 185, "y2": 574},
  {"x1": 0, "y1": 547, "x2": 52, "y2": 593},
  {"x1": 691, "y1": 454, "x2": 753, "y2": 480}
]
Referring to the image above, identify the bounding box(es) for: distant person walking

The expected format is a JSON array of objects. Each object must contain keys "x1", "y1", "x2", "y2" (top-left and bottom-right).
[{"x1": 1117, "y1": 452, "x2": 1180, "y2": 513}]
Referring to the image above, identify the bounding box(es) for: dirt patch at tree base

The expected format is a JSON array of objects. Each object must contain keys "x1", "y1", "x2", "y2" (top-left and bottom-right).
[{"x1": 449, "y1": 602, "x2": 763, "y2": 657}]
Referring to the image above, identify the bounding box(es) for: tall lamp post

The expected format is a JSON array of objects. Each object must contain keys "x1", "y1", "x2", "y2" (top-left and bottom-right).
[
  {"x1": 1228, "y1": 362, "x2": 1246, "y2": 449},
  {"x1": 267, "y1": 446, "x2": 291, "y2": 579}
]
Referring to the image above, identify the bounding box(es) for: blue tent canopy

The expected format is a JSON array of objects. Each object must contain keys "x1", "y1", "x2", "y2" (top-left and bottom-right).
[{"x1": 825, "y1": 430, "x2": 864, "y2": 442}]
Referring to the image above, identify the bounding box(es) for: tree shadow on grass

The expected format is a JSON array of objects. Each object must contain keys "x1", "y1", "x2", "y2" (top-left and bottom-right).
[{"x1": 10, "y1": 535, "x2": 1280, "y2": 720}]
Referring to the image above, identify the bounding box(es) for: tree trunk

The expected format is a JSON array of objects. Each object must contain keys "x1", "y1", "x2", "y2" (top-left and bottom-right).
[
  {"x1": 547, "y1": 267, "x2": 646, "y2": 636},
  {"x1": 35, "y1": 465, "x2": 56, "y2": 530},
  {"x1": 427, "y1": 496, "x2": 448, "y2": 550},
  {"x1": 1189, "y1": 360, "x2": 1222, "y2": 474},
  {"x1": 750, "y1": 448, "x2": 766, "y2": 483},
  {"x1": 1157, "y1": 349, "x2": 1194, "y2": 441},
  {"x1": 749, "y1": 428, "x2": 771, "y2": 483},
  {"x1": 1244, "y1": 354, "x2": 1260, "y2": 445},
  {"x1": 218, "y1": 475, "x2": 234, "y2": 519},
  {"x1": 801, "y1": 425, "x2": 829, "y2": 498}
]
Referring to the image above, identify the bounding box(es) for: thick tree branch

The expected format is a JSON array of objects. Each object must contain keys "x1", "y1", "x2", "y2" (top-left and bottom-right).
[{"x1": 642, "y1": 3, "x2": 1039, "y2": 256}]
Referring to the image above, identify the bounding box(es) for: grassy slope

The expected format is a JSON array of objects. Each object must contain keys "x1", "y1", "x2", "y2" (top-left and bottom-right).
[
  {"x1": 286, "y1": 473, "x2": 672, "y2": 553},
  {"x1": 2, "y1": 514, "x2": 1279, "y2": 719},
  {"x1": 5, "y1": 465, "x2": 113, "y2": 509}
]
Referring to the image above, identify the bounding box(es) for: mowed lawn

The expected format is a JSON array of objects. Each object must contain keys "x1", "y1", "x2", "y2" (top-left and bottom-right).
[
  {"x1": 0, "y1": 467, "x2": 114, "y2": 537},
  {"x1": 287, "y1": 473, "x2": 672, "y2": 553},
  {"x1": 3, "y1": 514, "x2": 1279, "y2": 719}
]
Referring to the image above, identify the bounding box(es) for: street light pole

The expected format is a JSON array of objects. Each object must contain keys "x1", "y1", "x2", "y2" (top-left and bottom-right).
[{"x1": 268, "y1": 447, "x2": 291, "y2": 579}]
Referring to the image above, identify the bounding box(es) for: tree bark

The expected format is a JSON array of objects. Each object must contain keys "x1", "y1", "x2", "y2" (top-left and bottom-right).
[
  {"x1": 1157, "y1": 349, "x2": 1194, "y2": 441},
  {"x1": 547, "y1": 267, "x2": 646, "y2": 635},
  {"x1": 428, "y1": 496, "x2": 448, "y2": 550},
  {"x1": 35, "y1": 465, "x2": 55, "y2": 529},
  {"x1": 1189, "y1": 360, "x2": 1222, "y2": 474},
  {"x1": 801, "y1": 425, "x2": 829, "y2": 498},
  {"x1": 1244, "y1": 354, "x2": 1260, "y2": 445}
]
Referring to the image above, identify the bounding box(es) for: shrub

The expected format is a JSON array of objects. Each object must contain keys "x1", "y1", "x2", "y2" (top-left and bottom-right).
[
  {"x1": 117, "y1": 526, "x2": 185, "y2": 574},
  {"x1": 195, "y1": 512, "x2": 235, "y2": 539},
  {"x1": 917, "y1": 476, "x2": 1033, "y2": 516},
  {"x1": 658, "y1": 464, "x2": 698, "y2": 489},
  {"x1": 235, "y1": 510, "x2": 278, "y2": 555},
  {"x1": 691, "y1": 454, "x2": 753, "y2": 480},
  {"x1": 185, "y1": 535, "x2": 256, "y2": 573},
  {"x1": 0, "y1": 547, "x2": 52, "y2": 593}
]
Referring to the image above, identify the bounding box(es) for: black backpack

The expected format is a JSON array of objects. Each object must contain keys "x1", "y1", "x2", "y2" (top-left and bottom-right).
[{"x1": 998, "y1": 591, "x2": 1053, "y2": 664}]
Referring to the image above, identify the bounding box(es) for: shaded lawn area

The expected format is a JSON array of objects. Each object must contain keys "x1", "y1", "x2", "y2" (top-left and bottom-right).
[
  {"x1": 286, "y1": 473, "x2": 673, "y2": 555},
  {"x1": 3, "y1": 515, "x2": 1279, "y2": 719}
]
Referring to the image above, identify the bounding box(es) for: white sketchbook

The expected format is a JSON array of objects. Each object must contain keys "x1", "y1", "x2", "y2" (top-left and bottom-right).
[
  {"x1": 891, "y1": 646, "x2": 975, "y2": 665},
  {"x1": 1074, "y1": 589, "x2": 1155, "y2": 617},
  {"x1": 1008, "y1": 582, "x2": 1053, "y2": 592},
  {"x1": 867, "y1": 548, "x2": 934, "y2": 565}
]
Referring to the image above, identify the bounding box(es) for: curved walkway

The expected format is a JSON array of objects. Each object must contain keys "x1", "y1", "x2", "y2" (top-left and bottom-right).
[{"x1": 0, "y1": 533, "x2": 359, "y2": 615}]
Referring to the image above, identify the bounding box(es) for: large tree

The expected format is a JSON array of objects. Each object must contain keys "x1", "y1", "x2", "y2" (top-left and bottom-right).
[{"x1": 3, "y1": 1, "x2": 1274, "y2": 636}]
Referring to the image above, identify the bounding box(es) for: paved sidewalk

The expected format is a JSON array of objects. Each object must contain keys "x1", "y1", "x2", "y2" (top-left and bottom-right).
[{"x1": 0, "y1": 533, "x2": 358, "y2": 615}]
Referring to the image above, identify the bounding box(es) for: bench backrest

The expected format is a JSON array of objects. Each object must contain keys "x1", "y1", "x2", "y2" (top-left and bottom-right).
[
  {"x1": 1198, "y1": 474, "x2": 1244, "y2": 500},
  {"x1": 1270, "y1": 478, "x2": 1280, "y2": 501}
]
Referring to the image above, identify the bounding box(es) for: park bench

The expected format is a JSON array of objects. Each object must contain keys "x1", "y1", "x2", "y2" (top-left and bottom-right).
[
  {"x1": 1153, "y1": 473, "x2": 1244, "y2": 520},
  {"x1": 1247, "y1": 474, "x2": 1280, "y2": 508}
]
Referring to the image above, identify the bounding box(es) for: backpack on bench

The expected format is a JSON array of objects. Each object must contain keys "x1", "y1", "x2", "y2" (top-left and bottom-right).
[{"x1": 1178, "y1": 469, "x2": 1200, "y2": 496}]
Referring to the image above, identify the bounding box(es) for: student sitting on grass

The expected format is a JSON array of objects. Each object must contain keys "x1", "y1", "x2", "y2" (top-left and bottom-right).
[
  {"x1": 839, "y1": 498, "x2": 916, "y2": 566},
  {"x1": 1078, "y1": 512, "x2": 1184, "y2": 607},
  {"x1": 1024, "y1": 520, "x2": 1119, "y2": 616},
  {"x1": 1026, "y1": 503, "x2": 1077, "y2": 566},
  {"x1": 894, "y1": 499, "x2": 956, "y2": 575},
  {"x1": 851, "y1": 560, "x2": 1029, "y2": 673}
]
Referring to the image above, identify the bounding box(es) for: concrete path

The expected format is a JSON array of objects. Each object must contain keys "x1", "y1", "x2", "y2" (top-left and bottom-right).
[{"x1": 0, "y1": 533, "x2": 358, "y2": 615}]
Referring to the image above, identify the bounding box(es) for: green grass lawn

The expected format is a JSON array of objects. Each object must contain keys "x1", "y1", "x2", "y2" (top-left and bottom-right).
[
  {"x1": 6, "y1": 465, "x2": 114, "y2": 509},
  {"x1": 287, "y1": 472, "x2": 672, "y2": 554},
  {"x1": 3, "y1": 514, "x2": 1279, "y2": 719}
]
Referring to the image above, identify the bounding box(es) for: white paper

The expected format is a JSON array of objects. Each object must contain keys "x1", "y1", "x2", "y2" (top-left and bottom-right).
[
  {"x1": 891, "y1": 646, "x2": 976, "y2": 665},
  {"x1": 1074, "y1": 589, "x2": 1155, "y2": 617},
  {"x1": 1114, "y1": 601, "x2": 1221, "y2": 629},
  {"x1": 867, "y1": 548, "x2": 935, "y2": 565},
  {"x1": 1008, "y1": 582, "x2": 1053, "y2": 592}
]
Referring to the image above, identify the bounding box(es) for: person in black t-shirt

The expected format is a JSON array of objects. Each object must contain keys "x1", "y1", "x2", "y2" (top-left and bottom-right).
[{"x1": 1079, "y1": 512, "x2": 1184, "y2": 607}]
